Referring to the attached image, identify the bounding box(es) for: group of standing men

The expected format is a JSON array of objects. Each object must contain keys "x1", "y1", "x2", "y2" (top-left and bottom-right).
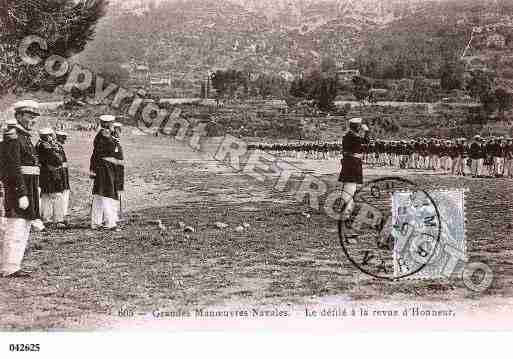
[
  {"x1": 0, "y1": 101, "x2": 125, "y2": 278},
  {"x1": 363, "y1": 136, "x2": 513, "y2": 178}
]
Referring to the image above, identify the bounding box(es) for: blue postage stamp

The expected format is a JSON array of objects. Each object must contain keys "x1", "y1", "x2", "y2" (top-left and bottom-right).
[{"x1": 392, "y1": 189, "x2": 466, "y2": 280}]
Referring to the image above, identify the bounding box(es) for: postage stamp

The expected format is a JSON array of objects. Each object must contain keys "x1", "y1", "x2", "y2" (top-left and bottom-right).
[
  {"x1": 338, "y1": 177, "x2": 443, "y2": 281},
  {"x1": 392, "y1": 189, "x2": 466, "y2": 280}
]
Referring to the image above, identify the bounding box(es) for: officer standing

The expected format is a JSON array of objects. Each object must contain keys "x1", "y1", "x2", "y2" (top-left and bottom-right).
[
  {"x1": 339, "y1": 118, "x2": 370, "y2": 221},
  {"x1": 495, "y1": 138, "x2": 506, "y2": 177},
  {"x1": 505, "y1": 138, "x2": 513, "y2": 178},
  {"x1": 453, "y1": 138, "x2": 466, "y2": 176},
  {"x1": 0, "y1": 101, "x2": 41, "y2": 278},
  {"x1": 112, "y1": 122, "x2": 125, "y2": 222},
  {"x1": 469, "y1": 135, "x2": 483, "y2": 178},
  {"x1": 420, "y1": 139, "x2": 429, "y2": 169},
  {"x1": 36, "y1": 128, "x2": 66, "y2": 228},
  {"x1": 90, "y1": 115, "x2": 121, "y2": 231},
  {"x1": 55, "y1": 131, "x2": 71, "y2": 221}
]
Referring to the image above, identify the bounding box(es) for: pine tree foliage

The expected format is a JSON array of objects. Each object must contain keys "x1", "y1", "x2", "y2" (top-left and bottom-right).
[{"x1": 0, "y1": 0, "x2": 108, "y2": 95}]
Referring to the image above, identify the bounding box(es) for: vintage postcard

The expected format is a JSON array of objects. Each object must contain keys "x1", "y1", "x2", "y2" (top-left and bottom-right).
[{"x1": 1, "y1": 0, "x2": 513, "y2": 354}]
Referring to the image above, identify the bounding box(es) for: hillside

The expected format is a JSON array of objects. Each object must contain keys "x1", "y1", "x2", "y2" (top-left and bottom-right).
[{"x1": 75, "y1": 0, "x2": 513, "y2": 93}]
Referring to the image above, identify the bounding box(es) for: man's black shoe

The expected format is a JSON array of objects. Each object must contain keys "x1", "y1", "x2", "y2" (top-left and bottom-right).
[{"x1": 4, "y1": 270, "x2": 32, "y2": 278}]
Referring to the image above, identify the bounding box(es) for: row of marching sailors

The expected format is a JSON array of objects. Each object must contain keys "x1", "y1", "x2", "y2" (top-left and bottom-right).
[
  {"x1": 362, "y1": 136, "x2": 513, "y2": 178},
  {"x1": 249, "y1": 142, "x2": 344, "y2": 160},
  {"x1": 0, "y1": 100, "x2": 124, "y2": 278}
]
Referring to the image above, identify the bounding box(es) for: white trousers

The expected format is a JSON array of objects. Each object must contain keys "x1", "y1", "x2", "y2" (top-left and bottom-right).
[
  {"x1": 41, "y1": 192, "x2": 65, "y2": 224},
  {"x1": 341, "y1": 183, "x2": 358, "y2": 218},
  {"x1": 445, "y1": 157, "x2": 452, "y2": 171},
  {"x1": 452, "y1": 157, "x2": 463, "y2": 174},
  {"x1": 430, "y1": 155, "x2": 440, "y2": 169},
  {"x1": 471, "y1": 159, "x2": 483, "y2": 176},
  {"x1": 494, "y1": 157, "x2": 505, "y2": 176},
  {"x1": 0, "y1": 218, "x2": 31, "y2": 276},
  {"x1": 62, "y1": 190, "x2": 70, "y2": 217},
  {"x1": 506, "y1": 159, "x2": 513, "y2": 178},
  {"x1": 114, "y1": 196, "x2": 122, "y2": 220},
  {"x1": 91, "y1": 195, "x2": 118, "y2": 229}
]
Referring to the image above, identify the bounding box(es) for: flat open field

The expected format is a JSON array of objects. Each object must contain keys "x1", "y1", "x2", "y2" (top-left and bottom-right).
[{"x1": 1, "y1": 129, "x2": 513, "y2": 330}]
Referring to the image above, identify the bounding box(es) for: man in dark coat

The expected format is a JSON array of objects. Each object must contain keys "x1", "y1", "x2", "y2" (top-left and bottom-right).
[
  {"x1": 338, "y1": 118, "x2": 370, "y2": 221},
  {"x1": 469, "y1": 135, "x2": 484, "y2": 177},
  {"x1": 56, "y1": 131, "x2": 71, "y2": 221},
  {"x1": 493, "y1": 137, "x2": 506, "y2": 177},
  {"x1": 36, "y1": 128, "x2": 66, "y2": 228},
  {"x1": 419, "y1": 139, "x2": 428, "y2": 169},
  {"x1": 112, "y1": 122, "x2": 125, "y2": 222},
  {"x1": 0, "y1": 100, "x2": 41, "y2": 278},
  {"x1": 452, "y1": 138, "x2": 466, "y2": 176},
  {"x1": 505, "y1": 138, "x2": 513, "y2": 178},
  {"x1": 90, "y1": 115, "x2": 121, "y2": 231}
]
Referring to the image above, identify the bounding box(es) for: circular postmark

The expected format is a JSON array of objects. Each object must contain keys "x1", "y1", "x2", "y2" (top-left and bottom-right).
[{"x1": 337, "y1": 177, "x2": 442, "y2": 281}]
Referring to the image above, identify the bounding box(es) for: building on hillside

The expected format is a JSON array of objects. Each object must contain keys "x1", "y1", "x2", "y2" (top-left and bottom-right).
[
  {"x1": 369, "y1": 88, "x2": 389, "y2": 102},
  {"x1": 464, "y1": 56, "x2": 488, "y2": 71},
  {"x1": 337, "y1": 69, "x2": 360, "y2": 82},
  {"x1": 120, "y1": 63, "x2": 132, "y2": 71},
  {"x1": 278, "y1": 71, "x2": 295, "y2": 82},
  {"x1": 150, "y1": 76, "x2": 172, "y2": 87},
  {"x1": 133, "y1": 65, "x2": 150, "y2": 83},
  {"x1": 263, "y1": 99, "x2": 288, "y2": 113},
  {"x1": 487, "y1": 34, "x2": 506, "y2": 49}
]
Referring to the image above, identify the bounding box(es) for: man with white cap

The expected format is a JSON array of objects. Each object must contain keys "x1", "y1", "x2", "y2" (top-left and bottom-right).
[
  {"x1": 90, "y1": 115, "x2": 121, "y2": 231},
  {"x1": 338, "y1": 118, "x2": 370, "y2": 225},
  {"x1": 0, "y1": 100, "x2": 41, "y2": 277},
  {"x1": 36, "y1": 128, "x2": 66, "y2": 228},
  {"x1": 55, "y1": 131, "x2": 71, "y2": 220}
]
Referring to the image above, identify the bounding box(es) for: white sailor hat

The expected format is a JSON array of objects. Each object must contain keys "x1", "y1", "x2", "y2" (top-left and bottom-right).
[
  {"x1": 55, "y1": 130, "x2": 68, "y2": 137},
  {"x1": 349, "y1": 118, "x2": 363, "y2": 125},
  {"x1": 5, "y1": 119, "x2": 18, "y2": 126},
  {"x1": 39, "y1": 128, "x2": 54, "y2": 136},
  {"x1": 13, "y1": 100, "x2": 40, "y2": 115},
  {"x1": 474, "y1": 134, "x2": 481, "y2": 139},
  {"x1": 99, "y1": 115, "x2": 116, "y2": 123},
  {"x1": 112, "y1": 122, "x2": 123, "y2": 128}
]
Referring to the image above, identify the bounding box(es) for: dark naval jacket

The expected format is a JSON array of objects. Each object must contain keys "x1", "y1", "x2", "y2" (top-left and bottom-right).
[
  {"x1": 0, "y1": 127, "x2": 40, "y2": 220},
  {"x1": 90, "y1": 129, "x2": 119, "y2": 200},
  {"x1": 56, "y1": 142, "x2": 70, "y2": 190},
  {"x1": 469, "y1": 142, "x2": 483, "y2": 160},
  {"x1": 36, "y1": 139, "x2": 65, "y2": 194},
  {"x1": 112, "y1": 135, "x2": 125, "y2": 193},
  {"x1": 339, "y1": 130, "x2": 369, "y2": 184}
]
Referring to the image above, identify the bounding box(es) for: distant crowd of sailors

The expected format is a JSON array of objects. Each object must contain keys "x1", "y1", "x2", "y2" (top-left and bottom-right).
[{"x1": 250, "y1": 135, "x2": 513, "y2": 178}]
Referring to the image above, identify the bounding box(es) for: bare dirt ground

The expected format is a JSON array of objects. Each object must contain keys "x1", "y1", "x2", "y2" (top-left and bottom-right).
[{"x1": 1, "y1": 129, "x2": 513, "y2": 330}]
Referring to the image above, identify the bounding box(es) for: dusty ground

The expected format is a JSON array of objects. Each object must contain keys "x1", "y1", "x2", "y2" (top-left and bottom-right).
[{"x1": 1, "y1": 129, "x2": 513, "y2": 330}]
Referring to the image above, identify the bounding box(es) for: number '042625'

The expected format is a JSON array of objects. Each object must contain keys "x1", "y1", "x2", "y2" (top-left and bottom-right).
[{"x1": 9, "y1": 344, "x2": 40, "y2": 352}]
